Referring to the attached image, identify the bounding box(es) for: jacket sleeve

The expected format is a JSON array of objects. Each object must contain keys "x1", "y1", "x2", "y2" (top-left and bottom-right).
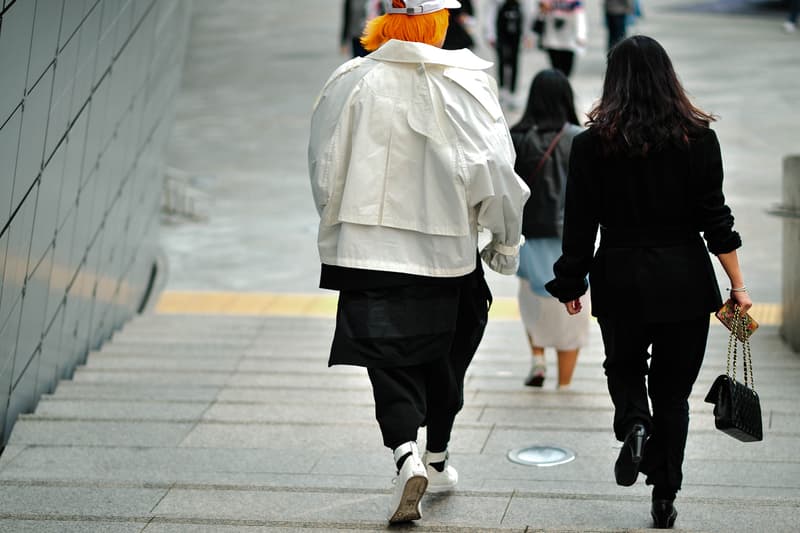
[
  {"x1": 477, "y1": 126, "x2": 531, "y2": 274},
  {"x1": 308, "y1": 61, "x2": 362, "y2": 217},
  {"x1": 456, "y1": 106, "x2": 530, "y2": 275},
  {"x1": 695, "y1": 129, "x2": 742, "y2": 255},
  {"x1": 545, "y1": 132, "x2": 596, "y2": 302},
  {"x1": 308, "y1": 109, "x2": 339, "y2": 217}
]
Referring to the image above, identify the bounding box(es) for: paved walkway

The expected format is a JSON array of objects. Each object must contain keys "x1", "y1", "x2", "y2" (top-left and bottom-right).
[
  {"x1": 153, "y1": 290, "x2": 783, "y2": 325},
  {"x1": 0, "y1": 312, "x2": 798, "y2": 531},
  {"x1": 1, "y1": 0, "x2": 799, "y2": 531}
]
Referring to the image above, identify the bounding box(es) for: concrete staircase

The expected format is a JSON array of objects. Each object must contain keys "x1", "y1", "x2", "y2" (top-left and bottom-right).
[{"x1": 0, "y1": 313, "x2": 799, "y2": 531}]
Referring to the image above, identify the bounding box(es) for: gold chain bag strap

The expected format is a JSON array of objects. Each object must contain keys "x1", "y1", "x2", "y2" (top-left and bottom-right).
[{"x1": 704, "y1": 306, "x2": 763, "y2": 442}]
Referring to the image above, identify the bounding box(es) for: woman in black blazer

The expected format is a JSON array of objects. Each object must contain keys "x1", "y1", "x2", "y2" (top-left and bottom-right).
[{"x1": 545, "y1": 36, "x2": 753, "y2": 529}]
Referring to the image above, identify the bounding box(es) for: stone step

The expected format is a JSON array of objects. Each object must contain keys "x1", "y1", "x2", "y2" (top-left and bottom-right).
[
  {"x1": 62, "y1": 366, "x2": 800, "y2": 407},
  {"x1": 46, "y1": 377, "x2": 800, "y2": 417},
  {"x1": 0, "y1": 476, "x2": 796, "y2": 532},
  {"x1": 8, "y1": 413, "x2": 800, "y2": 460},
  {"x1": 20, "y1": 397, "x2": 800, "y2": 435},
  {"x1": 79, "y1": 347, "x2": 800, "y2": 381},
  {"x1": 1, "y1": 452, "x2": 798, "y2": 505}
]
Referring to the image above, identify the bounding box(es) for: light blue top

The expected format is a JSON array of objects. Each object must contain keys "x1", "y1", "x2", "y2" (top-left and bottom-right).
[{"x1": 516, "y1": 237, "x2": 562, "y2": 296}]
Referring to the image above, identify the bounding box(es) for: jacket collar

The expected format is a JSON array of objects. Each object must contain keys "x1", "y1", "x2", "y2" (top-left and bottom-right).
[{"x1": 368, "y1": 39, "x2": 492, "y2": 70}]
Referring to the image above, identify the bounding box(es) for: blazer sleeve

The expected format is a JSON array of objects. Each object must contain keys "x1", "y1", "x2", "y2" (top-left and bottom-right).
[
  {"x1": 545, "y1": 132, "x2": 597, "y2": 302},
  {"x1": 694, "y1": 129, "x2": 742, "y2": 255}
]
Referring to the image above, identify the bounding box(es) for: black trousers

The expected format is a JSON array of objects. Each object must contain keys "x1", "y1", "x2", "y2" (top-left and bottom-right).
[
  {"x1": 547, "y1": 49, "x2": 575, "y2": 78},
  {"x1": 598, "y1": 315, "x2": 709, "y2": 493},
  {"x1": 496, "y1": 38, "x2": 521, "y2": 93},
  {"x1": 367, "y1": 276, "x2": 490, "y2": 451}
]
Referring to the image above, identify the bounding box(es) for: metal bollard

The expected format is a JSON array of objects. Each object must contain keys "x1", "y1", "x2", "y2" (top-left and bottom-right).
[{"x1": 779, "y1": 155, "x2": 800, "y2": 352}]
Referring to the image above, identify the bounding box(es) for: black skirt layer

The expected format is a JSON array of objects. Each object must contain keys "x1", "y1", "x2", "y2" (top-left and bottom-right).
[{"x1": 323, "y1": 259, "x2": 491, "y2": 368}]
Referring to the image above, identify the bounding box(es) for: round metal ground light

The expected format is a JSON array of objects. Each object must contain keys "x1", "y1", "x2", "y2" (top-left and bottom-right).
[{"x1": 507, "y1": 445, "x2": 576, "y2": 467}]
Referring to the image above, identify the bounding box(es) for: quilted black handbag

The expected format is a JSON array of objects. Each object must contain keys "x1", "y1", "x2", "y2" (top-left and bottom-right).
[{"x1": 704, "y1": 305, "x2": 763, "y2": 442}]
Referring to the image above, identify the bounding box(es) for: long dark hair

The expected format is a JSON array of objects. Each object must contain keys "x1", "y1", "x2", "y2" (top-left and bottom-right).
[
  {"x1": 587, "y1": 35, "x2": 715, "y2": 156},
  {"x1": 511, "y1": 69, "x2": 580, "y2": 134}
]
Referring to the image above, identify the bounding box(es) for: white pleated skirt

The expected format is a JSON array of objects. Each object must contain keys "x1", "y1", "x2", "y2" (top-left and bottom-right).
[{"x1": 517, "y1": 280, "x2": 590, "y2": 351}]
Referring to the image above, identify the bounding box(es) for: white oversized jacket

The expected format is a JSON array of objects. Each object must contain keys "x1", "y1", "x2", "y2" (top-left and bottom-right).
[{"x1": 308, "y1": 39, "x2": 529, "y2": 277}]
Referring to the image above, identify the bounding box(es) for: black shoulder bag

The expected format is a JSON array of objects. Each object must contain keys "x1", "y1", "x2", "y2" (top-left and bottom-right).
[{"x1": 704, "y1": 305, "x2": 764, "y2": 442}]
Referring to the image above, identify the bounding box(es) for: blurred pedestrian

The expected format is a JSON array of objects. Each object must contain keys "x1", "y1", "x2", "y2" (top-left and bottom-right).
[
  {"x1": 629, "y1": 0, "x2": 643, "y2": 26},
  {"x1": 534, "y1": 1, "x2": 587, "y2": 77},
  {"x1": 604, "y1": 0, "x2": 634, "y2": 51},
  {"x1": 309, "y1": 0, "x2": 529, "y2": 524},
  {"x1": 545, "y1": 35, "x2": 752, "y2": 529},
  {"x1": 785, "y1": 0, "x2": 799, "y2": 32},
  {"x1": 442, "y1": 0, "x2": 476, "y2": 49},
  {"x1": 341, "y1": 0, "x2": 384, "y2": 56},
  {"x1": 485, "y1": 0, "x2": 535, "y2": 107},
  {"x1": 510, "y1": 69, "x2": 588, "y2": 389}
]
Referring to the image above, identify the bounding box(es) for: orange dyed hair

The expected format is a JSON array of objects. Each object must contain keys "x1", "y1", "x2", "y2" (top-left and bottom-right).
[{"x1": 361, "y1": 1, "x2": 450, "y2": 52}]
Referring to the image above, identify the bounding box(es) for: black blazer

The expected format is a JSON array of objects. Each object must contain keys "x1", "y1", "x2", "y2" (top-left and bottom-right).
[{"x1": 545, "y1": 127, "x2": 742, "y2": 322}]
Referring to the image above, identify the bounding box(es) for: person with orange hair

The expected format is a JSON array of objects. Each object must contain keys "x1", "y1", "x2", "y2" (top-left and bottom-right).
[{"x1": 309, "y1": 0, "x2": 529, "y2": 524}]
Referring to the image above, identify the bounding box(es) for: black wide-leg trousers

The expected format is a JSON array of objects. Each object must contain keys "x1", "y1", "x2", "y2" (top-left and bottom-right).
[
  {"x1": 367, "y1": 276, "x2": 490, "y2": 452},
  {"x1": 598, "y1": 315, "x2": 710, "y2": 493}
]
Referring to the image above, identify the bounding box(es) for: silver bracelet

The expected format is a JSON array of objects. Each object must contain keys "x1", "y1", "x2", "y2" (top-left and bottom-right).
[{"x1": 729, "y1": 286, "x2": 747, "y2": 292}]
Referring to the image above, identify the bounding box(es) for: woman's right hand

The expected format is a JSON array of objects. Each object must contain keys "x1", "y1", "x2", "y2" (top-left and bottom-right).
[
  {"x1": 730, "y1": 290, "x2": 753, "y2": 313},
  {"x1": 564, "y1": 298, "x2": 582, "y2": 315}
]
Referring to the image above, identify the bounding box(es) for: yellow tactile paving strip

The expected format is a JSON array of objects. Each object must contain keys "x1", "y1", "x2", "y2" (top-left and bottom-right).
[{"x1": 155, "y1": 291, "x2": 782, "y2": 325}]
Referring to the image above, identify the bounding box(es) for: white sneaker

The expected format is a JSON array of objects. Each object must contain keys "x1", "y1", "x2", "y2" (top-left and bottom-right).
[
  {"x1": 784, "y1": 21, "x2": 797, "y2": 33},
  {"x1": 422, "y1": 449, "x2": 458, "y2": 493},
  {"x1": 388, "y1": 441, "x2": 428, "y2": 523}
]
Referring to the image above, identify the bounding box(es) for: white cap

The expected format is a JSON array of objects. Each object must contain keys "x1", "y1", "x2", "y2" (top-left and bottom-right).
[{"x1": 383, "y1": 0, "x2": 461, "y2": 15}]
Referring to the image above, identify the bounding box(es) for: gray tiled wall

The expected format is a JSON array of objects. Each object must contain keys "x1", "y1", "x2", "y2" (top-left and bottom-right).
[{"x1": 0, "y1": 0, "x2": 191, "y2": 445}]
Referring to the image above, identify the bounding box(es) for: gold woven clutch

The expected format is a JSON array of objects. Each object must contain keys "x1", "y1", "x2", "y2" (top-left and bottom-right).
[{"x1": 715, "y1": 299, "x2": 758, "y2": 342}]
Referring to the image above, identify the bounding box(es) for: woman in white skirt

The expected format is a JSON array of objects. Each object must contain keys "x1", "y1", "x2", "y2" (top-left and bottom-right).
[
  {"x1": 517, "y1": 239, "x2": 589, "y2": 387},
  {"x1": 510, "y1": 69, "x2": 590, "y2": 388}
]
